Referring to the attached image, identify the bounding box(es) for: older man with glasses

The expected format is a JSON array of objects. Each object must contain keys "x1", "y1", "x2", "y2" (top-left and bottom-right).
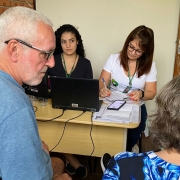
[{"x1": 0, "y1": 6, "x2": 71, "y2": 180}]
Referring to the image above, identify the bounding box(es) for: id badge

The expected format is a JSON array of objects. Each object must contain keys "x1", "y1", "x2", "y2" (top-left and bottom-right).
[{"x1": 123, "y1": 86, "x2": 131, "y2": 93}]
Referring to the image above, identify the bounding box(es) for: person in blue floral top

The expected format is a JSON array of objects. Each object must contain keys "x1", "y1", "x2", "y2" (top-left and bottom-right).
[{"x1": 102, "y1": 75, "x2": 180, "y2": 180}]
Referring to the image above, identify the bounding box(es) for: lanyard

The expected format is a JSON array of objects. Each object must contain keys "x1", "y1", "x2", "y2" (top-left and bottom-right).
[
  {"x1": 61, "y1": 53, "x2": 77, "y2": 78},
  {"x1": 127, "y1": 61, "x2": 138, "y2": 87}
]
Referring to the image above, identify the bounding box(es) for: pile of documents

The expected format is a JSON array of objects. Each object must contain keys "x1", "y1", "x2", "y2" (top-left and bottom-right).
[{"x1": 93, "y1": 91, "x2": 140, "y2": 124}]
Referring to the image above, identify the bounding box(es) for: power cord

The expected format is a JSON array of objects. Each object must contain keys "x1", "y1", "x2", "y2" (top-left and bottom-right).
[
  {"x1": 36, "y1": 107, "x2": 96, "y2": 178},
  {"x1": 89, "y1": 112, "x2": 95, "y2": 155},
  {"x1": 37, "y1": 109, "x2": 65, "y2": 122},
  {"x1": 50, "y1": 110, "x2": 86, "y2": 151},
  {"x1": 87, "y1": 112, "x2": 96, "y2": 180}
]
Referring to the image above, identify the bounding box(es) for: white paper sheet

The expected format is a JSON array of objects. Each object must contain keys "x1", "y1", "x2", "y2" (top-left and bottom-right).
[{"x1": 106, "y1": 91, "x2": 128, "y2": 101}]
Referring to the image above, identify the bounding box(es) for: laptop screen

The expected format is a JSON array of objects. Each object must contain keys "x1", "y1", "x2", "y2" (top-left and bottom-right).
[{"x1": 50, "y1": 77, "x2": 101, "y2": 112}]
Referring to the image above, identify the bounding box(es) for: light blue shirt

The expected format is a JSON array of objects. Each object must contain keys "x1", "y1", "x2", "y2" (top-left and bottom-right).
[{"x1": 0, "y1": 71, "x2": 53, "y2": 180}]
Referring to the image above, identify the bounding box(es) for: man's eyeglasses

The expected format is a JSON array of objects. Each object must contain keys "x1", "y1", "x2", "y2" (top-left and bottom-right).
[
  {"x1": 4, "y1": 39, "x2": 54, "y2": 60},
  {"x1": 127, "y1": 44, "x2": 143, "y2": 56}
]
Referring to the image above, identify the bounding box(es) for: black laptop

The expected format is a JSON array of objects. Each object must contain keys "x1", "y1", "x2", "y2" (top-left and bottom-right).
[
  {"x1": 50, "y1": 77, "x2": 102, "y2": 112},
  {"x1": 23, "y1": 72, "x2": 49, "y2": 98}
]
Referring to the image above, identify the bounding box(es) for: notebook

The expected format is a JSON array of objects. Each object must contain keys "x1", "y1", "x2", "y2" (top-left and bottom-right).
[{"x1": 50, "y1": 77, "x2": 102, "y2": 112}]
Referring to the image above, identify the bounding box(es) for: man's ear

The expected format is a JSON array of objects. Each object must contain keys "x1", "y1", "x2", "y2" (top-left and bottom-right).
[{"x1": 7, "y1": 40, "x2": 19, "y2": 62}]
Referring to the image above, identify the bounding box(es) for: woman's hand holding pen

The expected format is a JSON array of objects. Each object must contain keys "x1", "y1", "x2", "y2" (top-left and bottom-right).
[
  {"x1": 99, "y1": 87, "x2": 111, "y2": 97},
  {"x1": 100, "y1": 77, "x2": 111, "y2": 97},
  {"x1": 128, "y1": 90, "x2": 142, "y2": 101}
]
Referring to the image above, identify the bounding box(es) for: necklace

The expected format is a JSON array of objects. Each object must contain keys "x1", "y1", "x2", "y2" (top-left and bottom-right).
[
  {"x1": 122, "y1": 61, "x2": 138, "y2": 93},
  {"x1": 61, "y1": 53, "x2": 77, "y2": 78},
  {"x1": 127, "y1": 61, "x2": 138, "y2": 87}
]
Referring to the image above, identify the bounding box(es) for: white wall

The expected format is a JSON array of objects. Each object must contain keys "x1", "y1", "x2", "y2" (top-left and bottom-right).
[{"x1": 36, "y1": 0, "x2": 179, "y2": 115}]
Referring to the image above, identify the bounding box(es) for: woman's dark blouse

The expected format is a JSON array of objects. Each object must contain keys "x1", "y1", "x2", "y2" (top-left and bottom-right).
[
  {"x1": 102, "y1": 151, "x2": 180, "y2": 180},
  {"x1": 48, "y1": 53, "x2": 93, "y2": 79}
]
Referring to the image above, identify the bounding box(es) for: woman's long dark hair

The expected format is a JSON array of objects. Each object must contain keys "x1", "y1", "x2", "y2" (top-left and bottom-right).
[
  {"x1": 120, "y1": 25, "x2": 154, "y2": 78},
  {"x1": 54, "y1": 24, "x2": 86, "y2": 57}
]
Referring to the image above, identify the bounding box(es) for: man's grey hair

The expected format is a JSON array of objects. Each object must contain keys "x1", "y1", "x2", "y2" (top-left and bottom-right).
[{"x1": 0, "y1": 6, "x2": 53, "y2": 52}]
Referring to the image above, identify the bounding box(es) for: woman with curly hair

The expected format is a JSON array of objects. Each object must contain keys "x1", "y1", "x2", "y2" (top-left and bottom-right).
[
  {"x1": 102, "y1": 75, "x2": 180, "y2": 179},
  {"x1": 48, "y1": 24, "x2": 93, "y2": 79},
  {"x1": 48, "y1": 24, "x2": 90, "y2": 179}
]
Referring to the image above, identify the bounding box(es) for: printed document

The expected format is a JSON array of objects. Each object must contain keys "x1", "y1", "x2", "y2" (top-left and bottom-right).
[{"x1": 106, "y1": 91, "x2": 128, "y2": 101}]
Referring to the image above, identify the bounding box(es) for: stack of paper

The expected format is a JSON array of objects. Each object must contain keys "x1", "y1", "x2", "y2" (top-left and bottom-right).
[
  {"x1": 130, "y1": 104, "x2": 140, "y2": 123},
  {"x1": 93, "y1": 103, "x2": 139, "y2": 124},
  {"x1": 93, "y1": 103, "x2": 108, "y2": 119},
  {"x1": 102, "y1": 104, "x2": 133, "y2": 123}
]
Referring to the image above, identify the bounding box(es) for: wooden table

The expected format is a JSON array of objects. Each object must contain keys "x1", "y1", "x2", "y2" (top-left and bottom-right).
[{"x1": 33, "y1": 99, "x2": 139, "y2": 157}]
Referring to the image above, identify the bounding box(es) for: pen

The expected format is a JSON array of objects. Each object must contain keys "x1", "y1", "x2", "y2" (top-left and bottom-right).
[
  {"x1": 102, "y1": 77, "x2": 107, "y2": 89},
  {"x1": 102, "y1": 77, "x2": 111, "y2": 96}
]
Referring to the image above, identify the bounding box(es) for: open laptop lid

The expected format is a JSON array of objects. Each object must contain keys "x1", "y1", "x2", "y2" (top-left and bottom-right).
[{"x1": 50, "y1": 77, "x2": 102, "y2": 112}]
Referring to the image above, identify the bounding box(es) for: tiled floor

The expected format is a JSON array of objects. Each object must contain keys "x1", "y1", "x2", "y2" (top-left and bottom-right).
[{"x1": 64, "y1": 133, "x2": 159, "y2": 180}]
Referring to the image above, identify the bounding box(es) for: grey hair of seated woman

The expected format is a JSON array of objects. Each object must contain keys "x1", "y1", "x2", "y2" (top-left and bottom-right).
[{"x1": 149, "y1": 75, "x2": 180, "y2": 153}]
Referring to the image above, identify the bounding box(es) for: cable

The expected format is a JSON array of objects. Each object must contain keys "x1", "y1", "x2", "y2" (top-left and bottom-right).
[
  {"x1": 37, "y1": 109, "x2": 65, "y2": 122},
  {"x1": 50, "y1": 110, "x2": 86, "y2": 151},
  {"x1": 87, "y1": 112, "x2": 95, "y2": 179},
  {"x1": 37, "y1": 108, "x2": 95, "y2": 177},
  {"x1": 89, "y1": 112, "x2": 95, "y2": 156}
]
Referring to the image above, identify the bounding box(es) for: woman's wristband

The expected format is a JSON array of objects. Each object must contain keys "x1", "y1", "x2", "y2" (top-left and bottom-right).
[{"x1": 140, "y1": 90, "x2": 144, "y2": 99}]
